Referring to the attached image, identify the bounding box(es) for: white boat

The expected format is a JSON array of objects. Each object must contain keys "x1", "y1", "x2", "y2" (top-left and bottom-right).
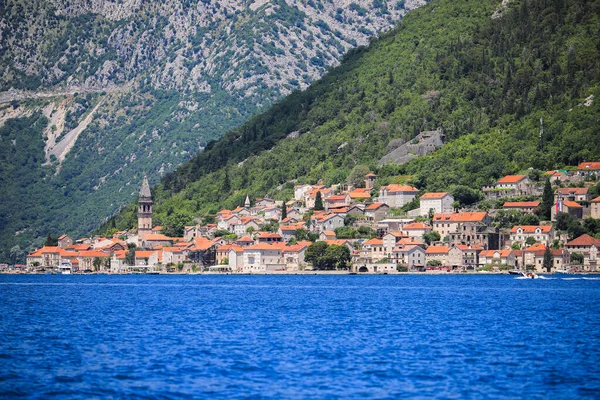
[
  {"x1": 520, "y1": 271, "x2": 539, "y2": 279},
  {"x1": 57, "y1": 261, "x2": 72, "y2": 275},
  {"x1": 554, "y1": 268, "x2": 573, "y2": 274}
]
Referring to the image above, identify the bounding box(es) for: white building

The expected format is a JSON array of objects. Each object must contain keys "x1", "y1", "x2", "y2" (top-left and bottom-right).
[
  {"x1": 419, "y1": 192, "x2": 454, "y2": 216},
  {"x1": 378, "y1": 184, "x2": 419, "y2": 208}
]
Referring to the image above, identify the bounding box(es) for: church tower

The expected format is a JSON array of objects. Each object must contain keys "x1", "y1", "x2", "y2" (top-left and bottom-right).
[{"x1": 138, "y1": 175, "x2": 153, "y2": 248}]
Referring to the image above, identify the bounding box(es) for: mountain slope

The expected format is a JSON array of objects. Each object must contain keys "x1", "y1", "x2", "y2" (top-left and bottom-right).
[
  {"x1": 0, "y1": 0, "x2": 426, "y2": 263},
  {"x1": 104, "y1": 0, "x2": 600, "y2": 234}
]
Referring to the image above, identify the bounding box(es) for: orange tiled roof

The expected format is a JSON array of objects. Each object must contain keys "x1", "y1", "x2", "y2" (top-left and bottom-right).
[
  {"x1": 28, "y1": 246, "x2": 78, "y2": 257},
  {"x1": 497, "y1": 175, "x2": 527, "y2": 184},
  {"x1": 326, "y1": 195, "x2": 348, "y2": 201},
  {"x1": 365, "y1": 202, "x2": 388, "y2": 210},
  {"x1": 577, "y1": 162, "x2": 600, "y2": 170},
  {"x1": 348, "y1": 188, "x2": 371, "y2": 199},
  {"x1": 381, "y1": 184, "x2": 418, "y2": 193},
  {"x1": 480, "y1": 249, "x2": 513, "y2": 258},
  {"x1": 257, "y1": 232, "x2": 282, "y2": 239},
  {"x1": 523, "y1": 243, "x2": 548, "y2": 252},
  {"x1": 246, "y1": 243, "x2": 284, "y2": 251},
  {"x1": 398, "y1": 237, "x2": 423, "y2": 245},
  {"x1": 425, "y1": 245, "x2": 450, "y2": 254},
  {"x1": 363, "y1": 238, "x2": 383, "y2": 246},
  {"x1": 556, "y1": 187, "x2": 588, "y2": 195},
  {"x1": 433, "y1": 212, "x2": 488, "y2": 223},
  {"x1": 563, "y1": 200, "x2": 583, "y2": 208},
  {"x1": 420, "y1": 192, "x2": 449, "y2": 199},
  {"x1": 325, "y1": 239, "x2": 351, "y2": 247},
  {"x1": 322, "y1": 230, "x2": 336, "y2": 236},
  {"x1": 144, "y1": 233, "x2": 173, "y2": 241},
  {"x1": 503, "y1": 201, "x2": 541, "y2": 208},
  {"x1": 403, "y1": 222, "x2": 431, "y2": 230},
  {"x1": 566, "y1": 234, "x2": 600, "y2": 247},
  {"x1": 78, "y1": 250, "x2": 110, "y2": 258},
  {"x1": 510, "y1": 225, "x2": 552, "y2": 233},
  {"x1": 135, "y1": 250, "x2": 158, "y2": 258},
  {"x1": 591, "y1": 196, "x2": 600, "y2": 203}
]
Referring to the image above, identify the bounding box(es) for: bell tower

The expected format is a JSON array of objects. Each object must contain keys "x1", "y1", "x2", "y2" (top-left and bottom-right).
[{"x1": 138, "y1": 174, "x2": 153, "y2": 248}]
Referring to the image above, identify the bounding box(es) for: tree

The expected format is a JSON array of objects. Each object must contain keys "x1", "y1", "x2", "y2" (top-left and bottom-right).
[
  {"x1": 520, "y1": 213, "x2": 540, "y2": 226},
  {"x1": 322, "y1": 245, "x2": 351, "y2": 270},
  {"x1": 540, "y1": 179, "x2": 553, "y2": 220},
  {"x1": 571, "y1": 252, "x2": 584, "y2": 264},
  {"x1": 9, "y1": 245, "x2": 25, "y2": 264},
  {"x1": 511, "y1": 242, "x2": 521, "y2": 250},
  {"x1": 423, "y1": 231, "x2": 441, "y2": 245},
  {"x1": 525, "y1": 237, "x2": 537, "y2": 246},
  {"x1": 305, "y1": 241, "x2": 328, "y2": 269},
  {"x1": 542, "y1": 246, "x2": 553, "y2": 273},
  {"x1": 314, "y1": 191, "x2": 324, "y2": 211},
  {"x1": 450, "y1": 185, "x2": 484, "y2": 207},
  {"x1": 45, "y1": 233, "x2": 58, "y2": 246},
  {"x1": 93, "y1": 257, "x2": 103, "y2": 272},
  {"x1": 281, "y1": 201, "x2": 287, "y2": 220},
  {"x1": 125, "y1": 246, "x2": 136, "y2": 265},
  {"x1": 427, "y1": 259, "x2": 442, "y2": 266},
  {"x1": 347, "y1": 165, "x2": 371, "y2": 188}
]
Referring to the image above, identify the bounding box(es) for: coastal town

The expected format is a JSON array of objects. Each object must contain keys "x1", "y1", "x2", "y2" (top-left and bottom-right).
[{"x1": 9, "y1": 162, "x2": 600, "y2": 275}]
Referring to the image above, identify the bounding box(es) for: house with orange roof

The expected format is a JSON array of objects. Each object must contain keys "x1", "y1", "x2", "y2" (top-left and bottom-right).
[
  {"x1": 241, "y1": 243, "x2": 286, "y2": 273},
  {"x1": 402, "y1": 222, "x2": 432, "y2": 238},
  {"x1": 134, "y1": 250, "x2": 160, "y2": 267},
  {"x1": 555, "y1": 187, "x2": 589, "y2": 203},
  {"x1": 282, "y1": 242, "x2": 311, "y2": 270},
  {"x1": 502, "y1": 201, "x2": 541, "y2": 214},
  {"x1": 325, "y1": 194, "x2": 351, "y2": 210},
  {"x1": 347, "y1": 187, "x2": 372, "y2": 202},
  {"x1": 235, "y1": 236, "x2": 256, "y2": 247},
  {"x1": 509, "y1": 225, "x2": 553, "y2": 247},
  {"x1": 545, "y1": 170, "x2": 569, "y2": 183},
  {"x1": 294, "y1": 184, "x2": 313, "y2": 201},
  {"x1": 592, "y1": 196, "x2": 600, "y2": 219},
  {"x1": 364, "y1": 203, "x2": 390, "y2": 221},
  {"x1": 278, "y1": 224, "x2": 306, "y2": 241},
  {"x1": 521, "y1": 244, "x2": 569, "y2": 272},
  {"x1": 566, "y1": 234, "x2": 600, "y2": 271},
  {"x1": 577, "y1": 161, "x2": 600, "y2": 176},
  {"x1": 162, "y1": 247, "x2": 189, "y2": 265},
  {"x1": 419, "y1": 192, "x2": 454, "y2": 216},
  {"x1": 552, "y1": 200, "x2": 583, "y2": 221},
  {"x1": 263, "y1": 206, "x2": 282, "y2": 221},
  {"x1": 483, "y1": 175, "x2": 536, "y2": 198},
  {"x1": 478, "y1": 249, "x2": 516, "y2": 267},
  {"x1": 378, "y1": 184, "x2": 419, "y2": 208},
  {"x1": 432, "y1": 212, "x2": 492, "y2": 237},
  {"x1": 323, "y1": 239, "x2": 353, "y2": 252},
  {"x1": 77, "y1": 250, "x2": 112, "y2": 271},
  {"x1": 187, "y1": 238, "x2": 217, "y2": 266},
  {"x1": 309, "y1": 213, "x2": 345, "y2": 233},
  {"x1": 217, "y1": 214, "x2": 241, "y2": 232},
  {"x1": 382, "y1": 232, "x2": 408, "y2": 254},
  {"x1": 360, "y1": 238, "x2": 385, "y2": 262},
  {"x1": 319, "y1": 230, "x2": 337, "y2": 241},
  {"x1": 425, "y1": 245, "x2": 450, "y2": 265},
  {"x1": 227, "y1": 245, "x2": 245, "y2": 271},
  {"x1": 216, "y1": 245, "x2": 234, "y2": 265},
  {"x1": 26, "y1": 246, "x2": 79, "y2": 270},
  {"x1": 233, "y1": 216, "x2": 260, "y2": 236},
  {"x1": 67, "y1": 243, "x2": 92, "y2": 252},
  {"x1": 305, "y1": 187, "x2": 332, "y2": 209},
  {"x1": 142, "y1": 233, "x2": 175, "y2": 249},
  {"x1": 448, "y1": 244, "x2": 483, "y2": 269},
  {"x1": 390, "y1": 245, "x2": 426, "y2": 268},
  {"x1": 255, "y1": 232, "x2": 283, "y2": 243},
  {"x1": 57, "y1": 234, "x2": 73, "y2": 249}
]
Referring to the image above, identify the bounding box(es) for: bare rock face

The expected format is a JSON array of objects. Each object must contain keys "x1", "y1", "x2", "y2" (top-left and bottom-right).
[
  {"x1": 1, "y1": 0, "x2": 426, "y2": 97},
  {"x1": 380, "y1": 128, "x2": 444, "y2": 165}
]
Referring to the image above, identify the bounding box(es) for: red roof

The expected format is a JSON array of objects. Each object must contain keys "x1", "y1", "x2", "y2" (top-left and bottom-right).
[
  {"x1": 381, "y1": 184, "x2": 418, "y2": 193},
  {"x1": 144, "y1": 233, "x2": 172, "y2": 241},
  {"x1": 348, "y1": 188, "x2": 371, "y2": 199},
  {"x1": 135, "y1": 250, "x2": 158, "y2": 258},
  {"x1": 363, "y1": 238, "x2": 383, "y2": 246},
  {"x1": 78, "y1": 250, "x2": 110, "y2": 258},
  {"x1": 403, "y1": 222, "x2": 431, "y2": 230},
  {"x1": 592, "y1": 196, "x2": 600, "y2": 203},
  {"x1": 556, "y1": 187, "x2": 588, "y2": 195},
  {"x1": 566, "y1": 234, "x2": 600, "y2": 247},
  {"x1": 497, "y1": 175, "x2": 527, "y2": 184},
  {"x1": 28, "y1": 246, "x2": 78, "y2": 257},
  {"x1": 433, "y1": 212, "x2": 488, "y2": 223},
  {"x1": 247, "y1": 243, "x2": 284, "y2": 251},
  {"x1": 563, "y1": 200, "x2": 582, "y2": 208},
  {"x1": 365, "y1": 173, "x2": 377, "y2": 177},
  {"x1": 365, "y1": 202, "x2": 388, "y2": 210},
  {"x1": 503, "y1": 201, "x2": 540, "y2": 208},
  {"x1": 577, "y1": 162, "x2": 600, "y2": 170},
  {"x1": 480, "y1": 250, "x2": 513, "y2": 258},
  {"x1": 420, "y1": 192, "x2": 449, "y2": 199},
  {"x1": 425, "y1": 245, "x2": 450, "y2": 254},
  {"x1": 523, "y1": 243, "x2": 548, "y2": 252},
  {"x1": 509, "y1": 225, "x2": 552, "y2": 233},
  {"x1": 326, "y1": 195, "x2": 348, "y2": 201}
]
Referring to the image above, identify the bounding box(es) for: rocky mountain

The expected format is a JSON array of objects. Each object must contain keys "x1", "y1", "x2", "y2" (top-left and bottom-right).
[
  {"x1": 102, "y1": 0, "x2": 600, "y2": 237},
  {"x1": 0, "y1": 0, "x2": 427, "y2": 262}
]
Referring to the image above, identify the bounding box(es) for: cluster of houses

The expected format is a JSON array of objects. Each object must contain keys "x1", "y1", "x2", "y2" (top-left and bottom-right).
[{"x1": 20, "y1": 162, "x2": 600, "y2": 274}]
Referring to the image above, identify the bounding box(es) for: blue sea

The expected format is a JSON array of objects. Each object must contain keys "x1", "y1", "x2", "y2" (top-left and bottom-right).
[{"x1": 0, "y1": 275, "x2": 599, "y2": 399}]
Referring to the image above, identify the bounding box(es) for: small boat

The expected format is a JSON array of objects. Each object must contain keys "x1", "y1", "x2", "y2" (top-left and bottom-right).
[
  {"x1": 520, "y1": 271, "x2": 539, "y2": 279},
  {"x1": 57, "y1": 262, "x2": 72, "y2": 275},
  {"x1": 554, "y1": 268, "x2": 573, "y2": 274},
  {"x1": 508, "y1": 270, "x2": 522, "y2": 275}
]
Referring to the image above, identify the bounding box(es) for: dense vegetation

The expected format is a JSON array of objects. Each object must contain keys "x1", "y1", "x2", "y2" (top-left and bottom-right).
[
  {"x1": 103, "y1": 0, "x2": 600, "y2": 234},
  {"x1": 0, "y1": 0, "x2": 418, "y2": 263}
]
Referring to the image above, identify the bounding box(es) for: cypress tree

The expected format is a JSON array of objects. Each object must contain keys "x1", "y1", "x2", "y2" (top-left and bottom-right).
[
  {"x1": 314, "y1": 191, "x2": 324, "y2": 211},
  {"x1": 543, "y1": 245, "x2": 553, "y2": 273},
  {"x1": 281, "y1": 201, "x2": 287, "y2": 220},
  {"x1": 541, "y1": 179, "x2": 553, "y2": 220}
]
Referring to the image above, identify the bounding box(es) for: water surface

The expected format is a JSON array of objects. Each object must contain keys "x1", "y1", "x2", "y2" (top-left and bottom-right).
[{"x1": 1, "y1": 275, "x2": 599, "y2": 398}]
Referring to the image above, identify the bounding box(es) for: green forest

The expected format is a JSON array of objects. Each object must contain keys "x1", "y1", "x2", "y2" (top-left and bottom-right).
[{"x1": 104, "y1": 0, "x2": 600, "y2": 234}]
